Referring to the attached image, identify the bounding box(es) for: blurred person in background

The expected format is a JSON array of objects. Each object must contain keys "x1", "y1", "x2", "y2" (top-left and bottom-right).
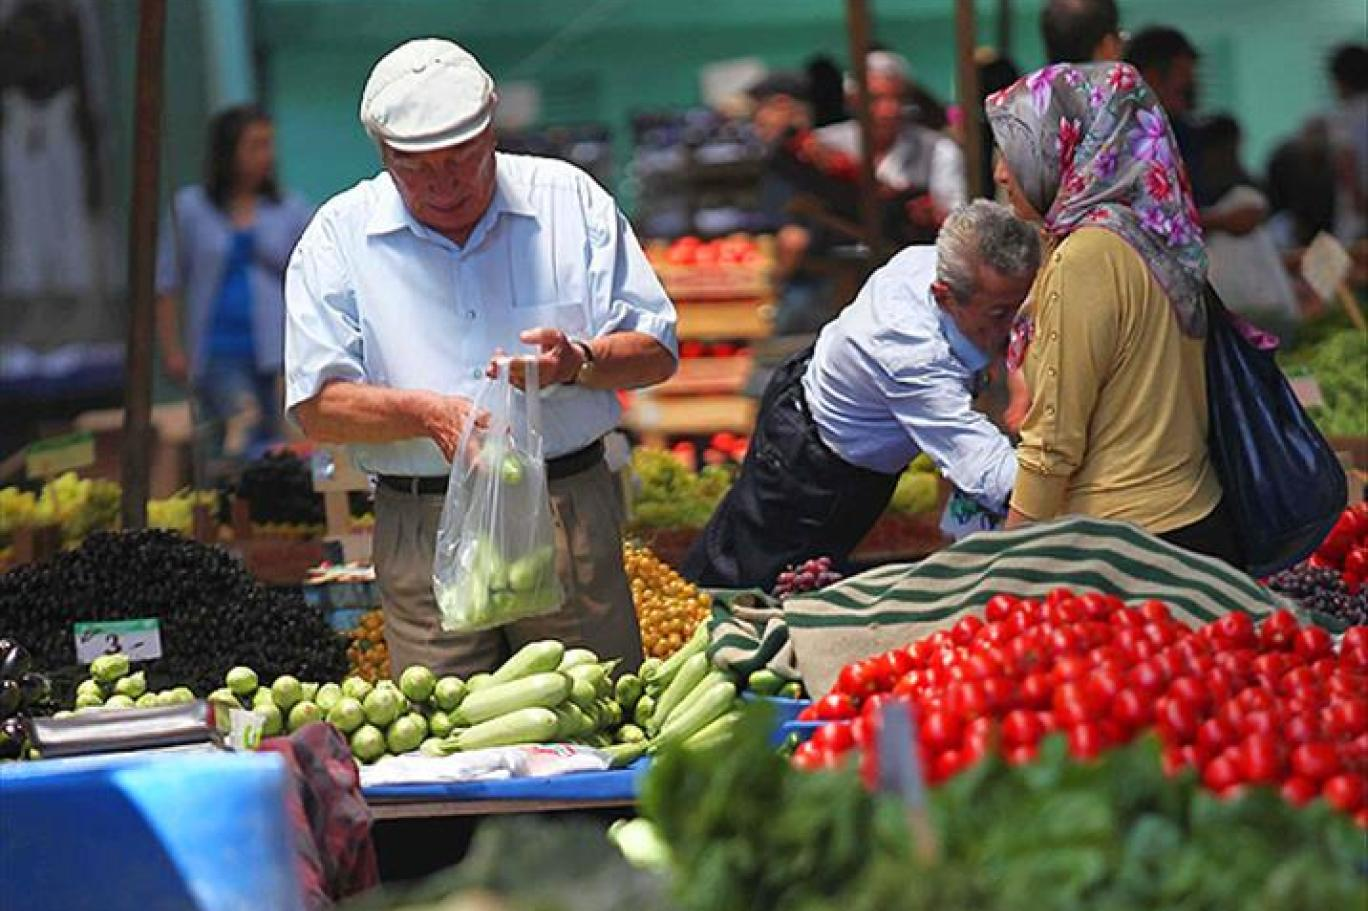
[
  {"x1": 1266, "y1": 119, "x2": 1339, "y2": 251},
  {"x1": 805, "y1": 55, "x2": 847, "y2": 128},
  {"x1": 0, "y1": 0, "x2": 107, "y2": 307},
  {"x1": 971, "y1": 49, "x2": 1021, "y2": 199},
  {"x1": 156, "y1": 104, "x2": 313, "y2": 470},
  {"x1": 1126, "y1": 26, "x2": 1266, "y2": 241},
  {"x1": 1200, "y1": 114, "x2": 1301, "y2": 335},
  {"x1": 1326, "y1": 44, "x2": 1367, "y2": 244},
  {"x1": 746, "y1": 72, "x2": 834, "y2": 337},
  {"x1": 1040, "y1": 0, "x2": 1124, "y2": 64},
  {"x1": 817, "y1": 50, "x2": 967, "y2": 232}
]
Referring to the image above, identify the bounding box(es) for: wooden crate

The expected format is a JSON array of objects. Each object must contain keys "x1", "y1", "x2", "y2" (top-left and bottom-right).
[
  {"x1": 654, "y1": 355, "x2": 752, "y2": 397},
  {"x1": 657, "y1": 265, "x2": 772, "y2": 300},
  {"x1": 625, "y1": 526, "x2": 702, "y2": 570},
  {"x1": 228, "y1": 538, "x2": 331, "y2": 587},
  {"x1": 1329, "y1": 437, "x2": 1368, "y2": 472},
  {"x1": 622, "y1": 394, "x2": 756, "y2": 449},
  {"x1": 676, "y1": 299, "x2": 773, "y2": 341},
  {"x1": 850, "y1": 511, "x2": 948, "y2": 564}
]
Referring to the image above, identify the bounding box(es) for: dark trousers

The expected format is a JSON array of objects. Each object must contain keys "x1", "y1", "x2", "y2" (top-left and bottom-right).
[
  {"x1": 1158, "y1": 497, "x2": 1245, "y2": 569},
  {"x1": 681, "y1": 348, "x2": 900, "y2": 590}
]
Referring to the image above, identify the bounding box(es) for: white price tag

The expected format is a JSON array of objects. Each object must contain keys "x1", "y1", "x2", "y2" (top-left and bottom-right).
[
  {"x1": 1289, "y1": 376, "x2": 1325, "y2": 410},
  {"x1": 73, "y1": 619, "x2": 163, "y2": 664},
  {"x1": 1301, "y1": 232, "x2": 1351, "y2": 302},
  {"x1": 227, "y1": 709, "x2": 266, "y2": 751}
]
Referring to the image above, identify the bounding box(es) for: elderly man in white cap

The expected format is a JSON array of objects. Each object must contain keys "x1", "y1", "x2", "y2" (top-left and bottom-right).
[
  {"x1": 285, "y1": 39, "x2": 678, "y2": 678},
  {"x1": 818, "y1": 50, "x2": 967, "y2": 231}
]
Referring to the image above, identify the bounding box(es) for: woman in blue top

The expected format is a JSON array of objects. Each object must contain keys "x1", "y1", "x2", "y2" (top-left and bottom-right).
[{"x1": 156, "y1": 104, "x2": 312, "y2": 467}]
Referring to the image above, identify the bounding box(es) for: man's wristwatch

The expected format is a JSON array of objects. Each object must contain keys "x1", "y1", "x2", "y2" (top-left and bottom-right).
[{"x1": 567, "y1": 339, "x2": 595, "y2": 385}]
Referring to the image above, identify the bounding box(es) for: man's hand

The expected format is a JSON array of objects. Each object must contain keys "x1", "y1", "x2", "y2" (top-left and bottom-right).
[
  {"x1": 486, "y1": 327, "x2": 586, "y2": 390},
  {"x1": 423, "y1": 393, "x2": 489, "y2": 463},
  {"x1": 1003, "y1": 507, "x2": 1031, "y2": 530}
]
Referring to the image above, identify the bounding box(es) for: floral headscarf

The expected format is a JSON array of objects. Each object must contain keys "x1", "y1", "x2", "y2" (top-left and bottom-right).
[{"x1": 986, "y1": 62, "x2": 1207, "y2": 337}]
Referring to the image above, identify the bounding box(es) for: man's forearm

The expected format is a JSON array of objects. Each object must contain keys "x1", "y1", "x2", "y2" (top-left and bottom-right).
[
  {"x1": 294, "y1": 381, "x2": 438, "y2": 445},
  {"x1": 582, "y1": 331, "x2": 676, "y2": 391},
  {"x1": 155, "y1": 294, "x2": 181, "y2": 358}
]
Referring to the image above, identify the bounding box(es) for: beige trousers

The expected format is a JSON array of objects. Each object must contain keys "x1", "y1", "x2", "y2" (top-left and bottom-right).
[{"x1": 372, "y1": 459, "x2": 642, "y2": 679}]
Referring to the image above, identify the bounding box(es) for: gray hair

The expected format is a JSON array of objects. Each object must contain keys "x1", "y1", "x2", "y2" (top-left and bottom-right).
[
  {"x1": 935, "y1": 200, "x2": 1041, "y2": 300},
  {"x1": 843, "y1": 50, "x2": 911, "y2": 94}
]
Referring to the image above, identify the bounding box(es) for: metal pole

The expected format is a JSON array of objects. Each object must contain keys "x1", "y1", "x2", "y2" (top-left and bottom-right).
[
  {"x1": 998, "y1": 0, "x2": 1013, "y2": 59},
  {"x1": 956, "y1": 0, "x2": 984, "y2": 200},
  {"x1": 120, "y1": 0, "x2": 167, "y2": 530},
  {"x1": 843, "y1": 0, "x2": 885, "y2": 263}
]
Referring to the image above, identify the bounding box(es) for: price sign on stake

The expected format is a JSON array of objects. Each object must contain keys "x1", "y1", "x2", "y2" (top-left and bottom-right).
[
  {"x1": 1289, "y1": 375, "x2": 1325, "y2": 410},
  {"x1": 74, "y1": 619, "x2": 163, "y2": 664},
  {"x1": 26, "y1": 430, "x2": 95, "y2": 480},
  {"x1": 876, "y1": 700, "x2": 940, "y2": 863}
]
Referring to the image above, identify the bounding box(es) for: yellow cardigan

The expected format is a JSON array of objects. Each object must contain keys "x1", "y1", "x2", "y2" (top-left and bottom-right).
[{"x1": 1011, "y1": 227, "x2": 1222, "y2": 534}]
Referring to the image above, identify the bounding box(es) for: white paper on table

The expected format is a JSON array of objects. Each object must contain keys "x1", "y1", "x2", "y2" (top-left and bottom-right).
[
  {"x1": 358, "y1": 744, "x2": 611, "y2": 788},
  {"x1": 519, "y1": 743, "x2": 612, "y2": 777}
]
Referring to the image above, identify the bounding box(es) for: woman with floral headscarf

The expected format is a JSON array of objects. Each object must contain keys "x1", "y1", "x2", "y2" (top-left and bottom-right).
[{"x1": 987, "y1": 62, "x2": 1239, "y2": 565}]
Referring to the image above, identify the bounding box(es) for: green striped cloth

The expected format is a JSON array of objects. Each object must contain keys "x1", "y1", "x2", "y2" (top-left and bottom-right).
[
  {"x1": 716, "y1": 516, "x2": 1287, "y2": 697},
  {"x1": 707, "y1": 590, "x2": 801, "y2": 683}
]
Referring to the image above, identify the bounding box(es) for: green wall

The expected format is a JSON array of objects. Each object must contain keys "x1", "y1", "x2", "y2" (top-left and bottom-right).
[{"x1": 251, "y1": 0, "x2": 1368, "y2": 209}]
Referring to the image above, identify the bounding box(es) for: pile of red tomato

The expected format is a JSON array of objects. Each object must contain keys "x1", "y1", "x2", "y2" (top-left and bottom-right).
[
  {"x1": 1310, "y1": 503, "x2": 1368, "y2": 593},
  {"x1": 668, "y1": 434, "x2": 749, "y2": 469},
  {"x1": 656, "y1": 234, "x2": 765, "y2": 268},
  {"x1": 793, "y1": 590, "x2": 1368, "y2": 824}
]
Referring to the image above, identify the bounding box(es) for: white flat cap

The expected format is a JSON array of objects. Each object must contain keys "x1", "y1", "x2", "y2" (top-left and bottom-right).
[{"x1": 360, "y1": 38, "x2": 495, "y2": 152}]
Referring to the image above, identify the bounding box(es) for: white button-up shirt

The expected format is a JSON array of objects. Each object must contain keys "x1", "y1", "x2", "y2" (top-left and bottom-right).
[
  {"x1": 284, "y1": 153, "x2": 678, "y2": 476},
  {"x1": 801, "y1": 246, "x2": 1016, "y2": 509}
]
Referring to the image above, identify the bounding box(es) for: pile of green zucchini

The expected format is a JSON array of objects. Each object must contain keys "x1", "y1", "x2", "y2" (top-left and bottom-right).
[
  {"x1": 634, "y1": 624, "x2": 747, "y2": 755},
  {"x1": 422, "y1": 621, "x2": 794, "y2": 768},
  {"x1": 421, "y1": 640, "x2": 647, "y2": 768}
]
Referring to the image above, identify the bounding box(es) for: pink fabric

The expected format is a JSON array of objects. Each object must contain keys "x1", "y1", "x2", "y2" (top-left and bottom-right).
[{"x1": 259, "y1": 723, "x2": 379, "y2": 909}]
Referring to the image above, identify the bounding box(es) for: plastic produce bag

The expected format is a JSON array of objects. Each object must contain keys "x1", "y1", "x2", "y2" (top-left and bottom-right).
[{"x1": 434, "y1": 358, "x2": 563, "y2": 632}]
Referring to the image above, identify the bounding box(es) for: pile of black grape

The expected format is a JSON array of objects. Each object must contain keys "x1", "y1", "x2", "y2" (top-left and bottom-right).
[
  {"x1": 230, "y1": 450, "x2": 326, "y2": 526},
  {"x1": 772, "y1": 556, "x2": 843, "y2": 600},
  {"x1": 0, "y1": 530, "x2": 347, "y2": 701},
  {"x1": 1266, "y1": 564, "x2": 1368, "y2": 626}
]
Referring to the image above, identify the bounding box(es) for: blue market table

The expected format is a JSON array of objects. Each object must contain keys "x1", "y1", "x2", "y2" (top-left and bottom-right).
[
  {"x1": 361, "y1": 758, "x2": 648, "y2": 819},
  {"x1": 0, "y1": 750, "x2": 306, "y2": 911}
]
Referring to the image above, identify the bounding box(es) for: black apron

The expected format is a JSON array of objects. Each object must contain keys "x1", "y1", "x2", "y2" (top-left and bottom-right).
[{"x1": 681, "y1": 347, "x2": 900, "y2": 589}]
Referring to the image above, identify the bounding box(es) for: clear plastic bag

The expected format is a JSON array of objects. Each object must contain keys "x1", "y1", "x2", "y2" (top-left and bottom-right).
[{"x1": 434, "y1": 358, "x2": 564, "y2": 632}]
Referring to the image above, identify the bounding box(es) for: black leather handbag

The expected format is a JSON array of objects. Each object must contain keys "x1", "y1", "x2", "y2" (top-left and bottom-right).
[{"x1": 1203, "y1": 286, "x2": 1347, "y2": 577}]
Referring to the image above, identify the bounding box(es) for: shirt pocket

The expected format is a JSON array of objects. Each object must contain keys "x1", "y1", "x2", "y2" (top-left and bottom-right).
[
  {"x1": 504, "y1": 220, "x2": 591, "y2": 338},
  {"x1": 506, "y1": 219, "x2": 588, "y2": 310}
]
